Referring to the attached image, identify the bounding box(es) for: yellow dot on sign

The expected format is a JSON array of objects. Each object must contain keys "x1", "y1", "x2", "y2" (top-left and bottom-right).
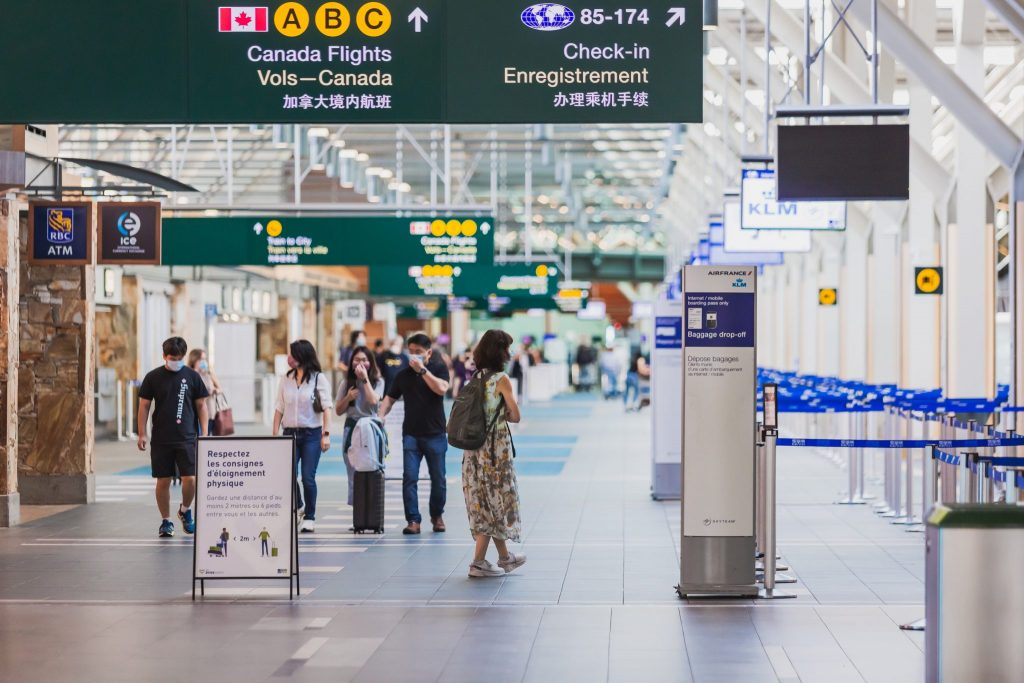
[
  {"x1": 423, "y1": 265, "x2": 435, "y2": 277},
  {"x1": 917, "y1": 268, "x2": 940, "y2": 293},
  {"x1": 446, "y1": 219, "x2": 462, "y2": 237},
  {"x1": 356, "y1": 1, "x2": 391, "y2": 37},
  {"x1": 267, "y1": 220, "x2": 283, "y2": 237},
  {"x1": 535, "y1": 265, "x2": 549, "y2": 277},
  {"x1": 443, "y1": 265, "x2": 454, "y2": 277},
  {"x1": 819, "y1": 289, "x2": 836, "y2": 305},
  {"x1": 315, "y1": 2, "x2": 350, "y2": 36},
  {"x1": 275, "y1": 2, "x2": 310, "y2": 37},
  {"x1": 430, "y1": 220, "x2": 446, "y2": 237},
  {"x1": 461, "y1": 220, "x2": 478, "y2": 237}
]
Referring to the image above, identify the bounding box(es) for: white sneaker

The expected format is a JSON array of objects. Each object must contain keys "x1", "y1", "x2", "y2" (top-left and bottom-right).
[
  {"x1": 299, "y1": 519, "x2": 316, "y2": 533},
  {"x1": 498, "y1": 552, "x2": 527, "y2": 573},
  {"x1": 468, "y1": 560, "x2": 505, "y2": 578}
]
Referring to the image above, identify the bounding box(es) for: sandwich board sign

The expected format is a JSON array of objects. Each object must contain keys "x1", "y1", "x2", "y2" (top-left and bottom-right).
[{"x1": 193, "y1": 436, "x2": 299, "y2": 599}]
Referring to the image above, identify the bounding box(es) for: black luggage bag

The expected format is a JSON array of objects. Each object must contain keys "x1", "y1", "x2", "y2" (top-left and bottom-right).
[{"x1": 352, "y1": 469, "x2": 385, "y2": 533}]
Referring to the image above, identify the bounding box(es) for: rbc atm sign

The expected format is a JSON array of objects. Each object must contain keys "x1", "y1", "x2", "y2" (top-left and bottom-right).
[{"x1": 28, "y1": 201, "x2": 92, "y2": 265}]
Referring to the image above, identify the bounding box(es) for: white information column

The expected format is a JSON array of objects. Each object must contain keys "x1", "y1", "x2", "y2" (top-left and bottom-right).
[
  {"x1": 679, "y1": 266, "x2": 758, "y2": 597},
  {"x1": 651, "y1": 292, "x2": 683, "y2": 500}
]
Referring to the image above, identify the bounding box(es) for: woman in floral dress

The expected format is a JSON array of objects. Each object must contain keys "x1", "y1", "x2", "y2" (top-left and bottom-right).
[{"x1": 462, "y1": 329, "x2": 527, "y2": 578}]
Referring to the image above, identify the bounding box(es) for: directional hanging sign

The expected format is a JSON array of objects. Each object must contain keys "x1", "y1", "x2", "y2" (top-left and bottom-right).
[
  {"x1": 368, "y1": 263, "x2": 558, "y2": 298},
  {"x1": 0, "y1": 0, "x2": 703, "y2": 124},
  {"x1": 914, "y1": 267, "x2": 943, "y2": 295},
  {"x1": 161, "y1": 216, "x2": 494, "y2": 266}
]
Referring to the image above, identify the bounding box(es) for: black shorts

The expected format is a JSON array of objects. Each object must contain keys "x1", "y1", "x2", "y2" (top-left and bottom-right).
[{"x1": 151, "y1": 442, "x2": 197, "y2": 479}]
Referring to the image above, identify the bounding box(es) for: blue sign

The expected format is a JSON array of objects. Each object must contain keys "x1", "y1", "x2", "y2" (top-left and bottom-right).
[
  {"x1": 204, "y1": 304, "x2": 219, "y2": 319},
  {"x1": 29, "y1": 201, "x2": 92, "y2": 265},
  {"x1": 655, "y1": 316, "x2": 682, "y2": 349},
  {"x1": 684, "y1": 292, "x2": 755, "y2": 348}
]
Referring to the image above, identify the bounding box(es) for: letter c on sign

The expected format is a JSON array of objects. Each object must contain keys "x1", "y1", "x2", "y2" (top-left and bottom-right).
[{"x1": 356, "y1": 2, "x2": 391, "y2": 36}]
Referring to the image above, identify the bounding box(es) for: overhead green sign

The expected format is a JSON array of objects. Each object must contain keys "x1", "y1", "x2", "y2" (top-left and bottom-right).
[
  {"x1": 0, "y1": 0, "x2": 702, "y2": 124},
  {"x1": 369, "y1": 263, "x2": 558, "y2": 297},
  {"x1": 161, "y1": 216, "x2": 494, "y2": 266}
]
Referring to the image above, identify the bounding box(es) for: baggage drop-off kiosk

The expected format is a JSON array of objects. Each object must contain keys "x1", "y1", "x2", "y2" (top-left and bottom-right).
[
  {"x1": 651, "y1": 289, "x2": 683, "y2": 500},
  {"x1": 678, "y1": 266, "x2": 758, "y2": 597}
]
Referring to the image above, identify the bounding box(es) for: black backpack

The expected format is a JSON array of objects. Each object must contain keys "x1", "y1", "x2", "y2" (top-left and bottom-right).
[{"x1": 447, "y1": 370, "x2": 503, "y2": 450}]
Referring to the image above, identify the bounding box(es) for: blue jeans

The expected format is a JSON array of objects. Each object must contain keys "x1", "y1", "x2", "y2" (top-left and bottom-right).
[
  {"x1": 624, "y1": 372, "x2": 640, "y2": 408},
  {"x1": 286, "y1": 427, "x2": 322, "y2": 520},
  {"x1": 402, "y1": 433, "x2": 448, "y2": 523},
  {"x1": 602, "y1": 368, "x2": 619, "y2": 397}
]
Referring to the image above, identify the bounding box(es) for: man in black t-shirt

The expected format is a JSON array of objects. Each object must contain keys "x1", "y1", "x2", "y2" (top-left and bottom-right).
[
  {"x1": 379, "y1": 333, "x2": 450, "y2": 535},
  {"x1": 377, "y1": 336, "x2": 409, "y2": 396},
  {"x1": 137, "y1": 337, "x2": 210, "y2": 538}
]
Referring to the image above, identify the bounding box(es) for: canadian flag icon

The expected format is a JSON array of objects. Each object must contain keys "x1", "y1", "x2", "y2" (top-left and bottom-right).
[{"x1": 218, "y1": 7, "x2": 269, "y2": 32}]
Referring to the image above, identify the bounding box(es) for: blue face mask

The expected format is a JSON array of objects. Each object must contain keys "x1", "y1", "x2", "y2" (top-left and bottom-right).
[
  {"x1": 166, "y1": 359, "x2": 185, "y2": 372},
  {"x1": 198, "y1": 360, "x2": 209, "y2": 371}
]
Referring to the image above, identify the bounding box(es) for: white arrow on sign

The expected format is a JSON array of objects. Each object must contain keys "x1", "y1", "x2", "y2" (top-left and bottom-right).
[
  {"x1": 408, "y1": 7, "x2": 428, "y2": 32},
  {"x1": 666, "y1": 7, "x2": 686, "y2": 26}
]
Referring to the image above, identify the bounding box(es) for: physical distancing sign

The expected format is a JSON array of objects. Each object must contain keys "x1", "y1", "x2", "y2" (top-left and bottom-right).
[
  {"x1": 818, "y1": 288, "x2": 838, "y2": 306},
  {"x1": 915, "y1": 267, "x2": 943, "y2": 295}
]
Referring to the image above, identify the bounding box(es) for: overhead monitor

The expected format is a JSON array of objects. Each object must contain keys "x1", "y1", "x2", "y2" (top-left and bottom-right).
[
  {"x1": 776, "y1": 124, "x2": 910, "y2": 201},
  {"x1": 708, "y1": 245, "x2": 784, "y2": 266},
  {"x1": 723, "y1": 201, "x2": 811, "y2": 253},
  {"x1": 741, "y1": 168, "x2": 846, "y2": 230}
]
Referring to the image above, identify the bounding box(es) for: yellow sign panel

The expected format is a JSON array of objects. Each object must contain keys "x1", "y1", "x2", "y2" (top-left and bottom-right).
[
  {"x1": 818, "y1": 288, "x2": 837, "y2": 306},
  {"x1": 915, "y1": 267, "x2": 943, "y2": 295}
]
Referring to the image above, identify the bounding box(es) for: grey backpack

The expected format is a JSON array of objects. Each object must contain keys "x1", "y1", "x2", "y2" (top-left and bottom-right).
[{"x1": 447, "y1": 370, "x2": 502, "y2": 450}]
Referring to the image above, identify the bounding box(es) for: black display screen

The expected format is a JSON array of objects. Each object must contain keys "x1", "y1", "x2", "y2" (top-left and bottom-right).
[{"x1": 776, "y1": 124, "x2": 910, "y2": 201}]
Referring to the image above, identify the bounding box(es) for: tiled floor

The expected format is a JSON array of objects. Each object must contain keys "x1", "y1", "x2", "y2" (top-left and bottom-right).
[{"x1": 0, "y1": 395, "x2": 925, "y2": 682}]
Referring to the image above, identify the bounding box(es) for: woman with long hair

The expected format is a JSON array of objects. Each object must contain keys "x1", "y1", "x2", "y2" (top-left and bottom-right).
[
  {"x1": 272, "y1": 339, "x2": 332, "y2": 533},
  {"x1": 187, "y1": 348, "x2": 221, "y2": 435},
  {"x1": 335, "y1": 345, "x2": 384, "y2": 507},
  {"x1": 461, "y1": 329, "x2": 526, "y2": 578}
]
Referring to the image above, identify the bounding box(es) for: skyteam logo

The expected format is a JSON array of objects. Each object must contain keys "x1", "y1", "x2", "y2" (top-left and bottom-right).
[
  {"x1": 46, "y1": 208, "x2": 74, "y2": 244},
  {"x1": 732, "y1": 278, "x2": 748, "y2": 288},
  {"x1": 521, "y1": 3, "x2": 575, "y2": 31}
]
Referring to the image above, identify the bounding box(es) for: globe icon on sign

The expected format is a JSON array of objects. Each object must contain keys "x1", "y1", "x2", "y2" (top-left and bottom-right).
[{"x1": 521, "y1": 3, "x2": 576, "y2": 31}]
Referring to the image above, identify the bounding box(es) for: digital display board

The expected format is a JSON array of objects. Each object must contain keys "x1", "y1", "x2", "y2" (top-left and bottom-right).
[{"x1": 740, "y1": 169, "x2": 846, "y2": 230}]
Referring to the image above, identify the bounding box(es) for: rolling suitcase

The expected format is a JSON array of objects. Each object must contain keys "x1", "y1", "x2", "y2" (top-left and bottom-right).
[{"x1": 352, "y1": 469, "x2": 385, "y2": 534}]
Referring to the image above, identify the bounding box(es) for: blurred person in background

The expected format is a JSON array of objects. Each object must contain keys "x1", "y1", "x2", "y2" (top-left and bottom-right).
[
  {"x1": 187, "y1": 348, "x2": 221, "y2": 435},
  {"x1": 338, "y1": 329, "x2": 367, "y2": 374},
  {"x1": 377, "y1": 336, "x2": 409, "y2": 396}
]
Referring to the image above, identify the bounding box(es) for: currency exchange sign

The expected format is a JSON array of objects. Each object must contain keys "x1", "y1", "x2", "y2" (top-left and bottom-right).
[{"x1": 161, "y1": 216, "x2": 494, "y2": 266}]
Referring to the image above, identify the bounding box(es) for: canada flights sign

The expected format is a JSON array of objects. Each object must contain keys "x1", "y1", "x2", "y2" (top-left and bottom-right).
[{"x1": 0, "y1": 0, "x2": 702, "y2": 124}]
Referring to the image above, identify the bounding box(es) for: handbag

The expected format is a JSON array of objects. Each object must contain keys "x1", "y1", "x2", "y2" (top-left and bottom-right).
[
  {"x1": 212, "y1": 392, "x2": 235, "y2": 436},
  {"x1": 311, "y1": 372, "x2": 325, "y2": 414}
]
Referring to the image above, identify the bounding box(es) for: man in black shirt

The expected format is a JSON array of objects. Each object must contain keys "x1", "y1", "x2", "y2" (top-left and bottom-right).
[
  {"x1": 379, "y1": 332, "x2": 450, "y2": 535},
  {"x1": 137, "y1": 337, "x2": 210, "y2": 538},
  {"x1": 377, "y1": 336, "x2": 409, "y2": 396}
]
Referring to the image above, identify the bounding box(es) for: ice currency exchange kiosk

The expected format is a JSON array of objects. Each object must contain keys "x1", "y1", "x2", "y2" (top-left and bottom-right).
[{"x1": 678, "y1": 266, "x2": 758, "y2": 597}]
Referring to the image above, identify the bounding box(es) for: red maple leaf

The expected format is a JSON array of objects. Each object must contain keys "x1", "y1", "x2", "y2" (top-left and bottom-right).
[{"x1": 235, "y1": 11, "x2": 252, "y2": 27}]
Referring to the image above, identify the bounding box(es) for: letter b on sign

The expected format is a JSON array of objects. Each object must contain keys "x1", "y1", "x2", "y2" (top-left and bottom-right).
[{"x1": 316, "y1": 2, "x2": 351, "y2": 36}]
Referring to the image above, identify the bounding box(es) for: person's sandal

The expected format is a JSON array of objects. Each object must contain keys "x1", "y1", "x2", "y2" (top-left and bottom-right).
[
  {"x1": 431, "y1": 517, "x2": 446, "y2": 533},
  {"x1": 402, "y1": 522, "x2": 421, "y2": 535}
]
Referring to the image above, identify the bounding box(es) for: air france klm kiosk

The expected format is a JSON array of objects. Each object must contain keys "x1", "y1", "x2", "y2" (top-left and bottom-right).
[{"x1": 677, "y1": 266, "x2": 758, "y2": 597}]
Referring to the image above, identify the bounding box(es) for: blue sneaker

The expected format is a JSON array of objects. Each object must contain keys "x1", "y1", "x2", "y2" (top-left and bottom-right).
[
  {"x1": 177, "y1": 506, "x2": 195, "y2": 535},
  {"x1": 158, "y1": 519, "x2": 174, "y2": 537}
]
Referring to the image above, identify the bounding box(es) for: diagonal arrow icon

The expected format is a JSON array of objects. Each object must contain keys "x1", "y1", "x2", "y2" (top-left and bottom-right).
[
  {"x1": 408, "y1": 7, "x2": 428, "y2": 32},
  {"x1": 666, "y1": 7, "x2": 686, "y2": 26}
]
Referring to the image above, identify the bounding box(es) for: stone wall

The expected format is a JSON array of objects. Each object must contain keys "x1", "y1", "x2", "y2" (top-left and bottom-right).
[
  {"x1": 0, "y1": 199, "x2": 20, "y2": 524},
  {"x1": 18, "y1": 213, "x2": 95, "y2": 504},
  {"x1": 95, "y1": 276, "x2": 139, "y2": 382}
]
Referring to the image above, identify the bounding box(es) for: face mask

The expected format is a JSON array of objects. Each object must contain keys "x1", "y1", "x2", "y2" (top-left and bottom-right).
[
  {"x1": 410, "y1": 354, "x2": 425, "y2": 363},
  {"x1": 390, "y1": 344, "x2": 401, "y2": 354},
  {"x1": 198, "y1": 360, "x2": 209, "y2": 371},
  {"x1": 287, "y1": 356, "x2": 299, "y2": 369},
  {"x1": 166, "y1": 360, "x2": 185, "y2": 372},
  {"x1": 356, "y1": 337, "x2": 367, "y2": 347}
]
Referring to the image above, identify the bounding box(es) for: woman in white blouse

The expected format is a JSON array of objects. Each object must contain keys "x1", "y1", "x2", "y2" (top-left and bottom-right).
[{"x1": 272, "y1": 339, "x2": 332, "y2": 533}]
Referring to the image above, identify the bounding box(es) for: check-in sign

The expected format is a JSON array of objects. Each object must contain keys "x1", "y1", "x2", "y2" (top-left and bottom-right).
[{"x1": 98, "y1": 202, "x2": 162, "y2": 265}]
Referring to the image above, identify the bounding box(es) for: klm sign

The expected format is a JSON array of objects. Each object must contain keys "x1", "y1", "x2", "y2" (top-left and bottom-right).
[{"x1": 740, "y1": 168, "x2": 846, "y2": 231}]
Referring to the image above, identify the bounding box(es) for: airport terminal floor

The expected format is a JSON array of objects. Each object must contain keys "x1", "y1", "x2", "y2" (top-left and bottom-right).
[{"x1": 0, "y1": 396, "x2": 925, "y2": 683}]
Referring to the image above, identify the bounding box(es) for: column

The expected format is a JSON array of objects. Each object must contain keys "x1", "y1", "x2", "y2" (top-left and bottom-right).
[
  {"x1": 17, "y1": 209, "x2": 96, "y2": 504},
  {"x1": 868, "y1": 226, "x2": 901, "y2": 385},
  {"x1": 799, "y1": 255, "x2": 819, "y2": 375},
  {"x1": 448, "y1": 309, "x2": 470, "y2": 356},
  {"x1": 0, "y1": 198, "x2": 19, "y2": 525},
  {"x1": 817, "y1": 250, "x2": 841, "y2": 378},
  {"x1": 945, "y1": 1, "x2": 994, "y2": 399},
  {"x1": 840, "y1": 222, "x2": 869, "y2": 380}
]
